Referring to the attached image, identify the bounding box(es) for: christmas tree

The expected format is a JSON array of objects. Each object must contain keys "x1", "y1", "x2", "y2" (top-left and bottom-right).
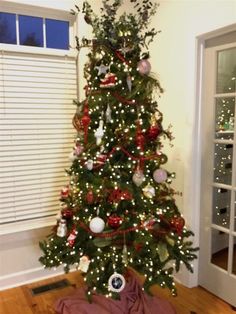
[{"x1": 39, "y1": 0, "x2": 198, "y2": 300}]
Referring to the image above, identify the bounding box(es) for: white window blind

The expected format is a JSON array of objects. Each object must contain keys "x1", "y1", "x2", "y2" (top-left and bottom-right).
[{"x1": 0, "y1": 51, "x2": 77, "y2": 233}]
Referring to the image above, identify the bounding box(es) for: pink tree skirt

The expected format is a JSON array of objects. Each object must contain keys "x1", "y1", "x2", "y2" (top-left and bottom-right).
[{"x1": 55, "y1": 272, "x2": 176, "y2": 314}]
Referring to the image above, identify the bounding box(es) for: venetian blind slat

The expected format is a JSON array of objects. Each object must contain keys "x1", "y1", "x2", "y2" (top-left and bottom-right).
[{"x1": 0, "y1": 51, "x2": 77, "y2": 227}]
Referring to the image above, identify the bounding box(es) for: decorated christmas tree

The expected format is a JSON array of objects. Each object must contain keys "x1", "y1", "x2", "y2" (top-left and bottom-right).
[{"x1": 39, "y1": 0, "x2": 198, "y2": 300}]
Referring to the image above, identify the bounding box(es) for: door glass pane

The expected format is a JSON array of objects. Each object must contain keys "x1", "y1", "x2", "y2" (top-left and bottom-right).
[
  {"x1": 233, "y1": 237, "x2": 236, "y2": 275},
  {"x1": 46, "y1": 19, "x2": 69, "y2": 50},
  {"x1": 19, "y1": 15, "x2": 43, "y2": 47},
  {"x1": 0, "y1": 12, "x2": 16, "y2": 44},
  {"x1": 217, "y1": 47, "x2": 236, "y2": 94},
  {"x1": 215, "y1": 97, "x2": 235, "y2": 140},
  {"x1": 212, "y1": 187, "x2": 231, "y2": 228},
  {"x1": 214, "y1": 143, "x2": 233, "y2": 185},
  {"x1": 211, "y1": 228, "x2": 229, "y2": 271}
]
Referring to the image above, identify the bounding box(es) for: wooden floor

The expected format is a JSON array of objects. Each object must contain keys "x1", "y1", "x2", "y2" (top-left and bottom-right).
[{"x1": 0, "y1": 271, "x2": 235, "y2": 314}]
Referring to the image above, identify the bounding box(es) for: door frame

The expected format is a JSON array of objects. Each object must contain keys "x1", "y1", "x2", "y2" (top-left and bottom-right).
[{"x1": 195, "y1": 25, "x2": 236, "y2": 305}]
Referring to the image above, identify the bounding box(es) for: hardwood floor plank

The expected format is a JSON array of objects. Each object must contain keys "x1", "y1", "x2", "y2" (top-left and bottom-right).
[{"x1": 0, "y1": 272, "x2": 234, "y2": 314}]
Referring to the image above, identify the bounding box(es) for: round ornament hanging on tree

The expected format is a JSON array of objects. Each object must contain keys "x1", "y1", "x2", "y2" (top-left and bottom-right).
[
  {"x1": 137, "y1": 59, "x2": 151, "y2": 75},
  {"x1": 143, "y1": 184, "x2": 155, "y2": 198},
  {"x1": 89, "y1": 217, "x2": 105, "y2": 233},
  {"x1": 153, "y1": 168, "x2": 168, "y2": 183},
  {"x1": 108, "y1": 272, "x2": 126, "y2": 293},
  {"x1": 107, "y1": 214, "x2": 123, "y2": 229},
  {"x1": 61, "y1": 208, "x2": 73, "y2": 220},
  {"x1": 146, "y1": 124, "x2": 161, "y2": 141},
  {"x1": 61, "y1": 186, "x2": 69, "y2": 199},
  {"x1": 132, "y1": 169, "x2": 145, "y2": 186}
]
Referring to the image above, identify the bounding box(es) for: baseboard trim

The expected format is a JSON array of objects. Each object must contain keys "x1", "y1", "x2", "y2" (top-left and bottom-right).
[{"x1": 0, "y1": 266, "x2": 75, "y2": 291}]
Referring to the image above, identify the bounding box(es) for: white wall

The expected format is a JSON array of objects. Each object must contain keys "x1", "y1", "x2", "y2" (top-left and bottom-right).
[{"x1": 1, "y1": 0, "x2": 236, "y2": 289}]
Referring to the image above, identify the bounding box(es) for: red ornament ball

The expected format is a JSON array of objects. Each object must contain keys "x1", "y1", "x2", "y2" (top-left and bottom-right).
[
  {"x1": 61, "y1": 208, "x2": 73, "y2": 219},
  {"x1": 146, "y1": 124, "x2": 161, "y2": 141},
  {"x1": 107, "y1": 214, "x2": 123, "y2": 229},
  {"x1": 170, "y1": 216, "x2": 185, "y2": 235},
  {"x1": 86, "y1": 190, "x2": 94, "y2": 204}
]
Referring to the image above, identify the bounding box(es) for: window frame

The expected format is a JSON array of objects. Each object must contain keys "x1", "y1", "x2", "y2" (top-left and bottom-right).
[
  {"x1": 0, "y1": 2, "x2": 79, "y2": 235},
  {"x1": 0, "y1": 1, "x2": 77, "y2": 57}
]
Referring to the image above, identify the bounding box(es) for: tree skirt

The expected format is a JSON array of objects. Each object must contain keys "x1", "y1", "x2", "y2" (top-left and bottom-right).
[{"x1": 55, "y1": 272, "x2": 176, "y2": 314}]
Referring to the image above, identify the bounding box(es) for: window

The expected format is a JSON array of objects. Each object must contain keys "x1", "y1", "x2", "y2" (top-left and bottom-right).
[
  {"x1": 0, "y1": 3, "x2": 78, "y2": 234},
  {"x1": 0, "y1": 12, "x2": 70, "y2": 50}
]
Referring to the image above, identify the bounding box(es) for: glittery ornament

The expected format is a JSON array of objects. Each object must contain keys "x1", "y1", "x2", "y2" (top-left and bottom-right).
[
  {"x1": 138, "y1": 59, "x2": 151, "y2": 75},
  {"x1": 153, "y1": 168, "x2": 168, "y2": 183},
  {"x1": 143, "y1": 184, "x2": 155, "y2": 198},
  {"x1": 74, "y1": 144, "x2": 84, "y2": 156},
  {"x1": 89, "y1": 217, "x2": 105, "y2": 233},
  {"x1": 107, "y1": 214, "x2": 123, "y2": 229}
]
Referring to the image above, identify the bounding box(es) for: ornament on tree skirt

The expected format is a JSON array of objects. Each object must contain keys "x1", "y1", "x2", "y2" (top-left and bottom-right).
[
  {"x1": 95, "y1": 63, "x2": 109, "y2": 76},
  {"x1": 57, "y1": 219, "x2": 67, "y2": 237},
  {"x1": 86, "y1": 159, "x2": 94, "y2": 170},
  {"x1": 143, "y1": 184, "x2": 155, "y2": 198},
  {"x1": 106, "y1": 104, "x2": 112, "y2": 122},
  {"x1": 107, "y1": 213, "x2": 123, "y2": 229},
  {"x1": 61, "y1": 186, "x2": 69, "y2": 199},
  {"x1": 94, "y1": 120, "x2": 104, "y2": 145},
  {"x1": 153, "y1": 168, "x2": 168, "y2": 183},
  {"x1": 108, "y1": 272, "x2": 126, "y2": 293},
  {"x1": 126, "y1": 74, "x2": 132, "y2": 92},
  {"x1": 78, "y1": 255, "x2": 91, "y2": 273},
  {"x1": 67, "y1": 227, "x2": 77, "y2": 247},
  {"x1": 132, "y1": 168, "x2": 145, "y2": 187},
  {"x1": 89, "y1": 216, "x2": 105, "y2": 233},
  {"x1": 137, "y1": 59, "x2": 151, "y2": 75},
  {"x1": 100, "y1": 73, "x2": 117, "y2": 88}
]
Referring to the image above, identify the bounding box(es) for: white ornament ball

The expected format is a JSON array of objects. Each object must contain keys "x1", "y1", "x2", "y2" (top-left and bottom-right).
[
  {"x1": 132, "y1": 169, "x2": 145, "y2": 187},
  {"x1": 86, "y1": 159, "x2": 94, "y2": 170},
  {"x1": 137, "y1": 59, "x2": 151, "y2": 75},
  {"x1": 153, "y1": 169, "x2": 168, "y2": 183},
  {"x1": 89, "y1": 217, "x2": 105, "y2": 233}
]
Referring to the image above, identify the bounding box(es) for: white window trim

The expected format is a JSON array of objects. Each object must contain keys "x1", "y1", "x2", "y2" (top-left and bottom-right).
[
  {"x1": 0, "y1": 1, "x2": 79, "y2": 234},
  {"x1": 0, "y1": 0, "x2": 78, "y2": 58}
]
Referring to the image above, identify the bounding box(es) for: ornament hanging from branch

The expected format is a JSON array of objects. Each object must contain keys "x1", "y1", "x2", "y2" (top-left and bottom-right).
[
  {"x1": 106, "y1": 104, "x2": 112, "y2": 122},
  {"x1": 94, "y1": 119, "x2": 104, "y2": 145},
  {"x1": 81, "y1": 101, "x2": 91, "y2": 145},
  {"x1": 89, "y1": 216, "x2": 105, "y2": 233},
  {"x1": 108, "y1": 272, "x2": 126, "y2": 293},
  {"x1": 57, "y1": 219, "x2": 67, "y2": 237},
  {"x1": 95, "y1": 63, "x2": 109, "y2": 76},
  {"x1": 67, "y1": 227, "x2": 77, "y2": 247},
  {"x1": 135, "y1": 121, "x2": 145, "y2": 151},
  {"x1": 100, "y1": 73, "x2": 117, "y2": 88},
  {"x1": 126, "y1": 74, "x2": 132, "y2": 92}
]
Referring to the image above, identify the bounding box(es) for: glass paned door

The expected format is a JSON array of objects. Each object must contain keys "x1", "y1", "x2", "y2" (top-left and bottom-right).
[{"x1": 200, "y1": 43, "x2": 236, "y2": 308}]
